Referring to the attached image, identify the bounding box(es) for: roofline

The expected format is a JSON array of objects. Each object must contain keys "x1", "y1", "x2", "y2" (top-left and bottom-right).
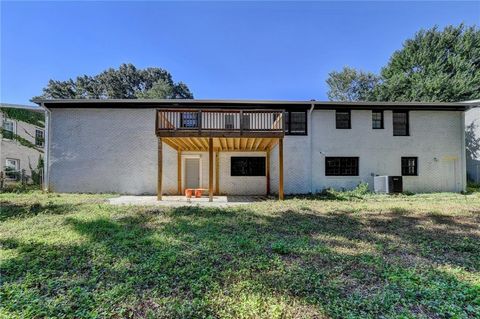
[
  {"x1": 35, "y1": 99, "x2": 469, "y2": 111},
  {"x1": 1, "y1": 103, "x2": 44, "y2": 112}
]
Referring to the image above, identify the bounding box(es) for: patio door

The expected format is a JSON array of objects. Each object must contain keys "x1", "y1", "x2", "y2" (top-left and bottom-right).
[{"x1": 185, "y1": 158, "x2": 200, "y2": 189}]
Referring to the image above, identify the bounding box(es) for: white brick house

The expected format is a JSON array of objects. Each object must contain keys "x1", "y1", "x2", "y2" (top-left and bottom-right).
[
  {"x1": 465, "y1": 103, "x2": 480, "y2": 183},
  {"x1": 37, "y1": 99, "x2": 469, "y2": 199}
]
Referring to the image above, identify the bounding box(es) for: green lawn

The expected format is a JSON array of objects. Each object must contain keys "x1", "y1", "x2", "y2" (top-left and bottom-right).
[{"x1": 1, "y1": 191, "x2": 479, "y2": 318}]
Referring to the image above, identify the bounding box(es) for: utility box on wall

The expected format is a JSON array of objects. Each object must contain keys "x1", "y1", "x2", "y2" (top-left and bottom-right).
[{"x1": 374, "y1": 176, "x2": 403, "y2": 194}]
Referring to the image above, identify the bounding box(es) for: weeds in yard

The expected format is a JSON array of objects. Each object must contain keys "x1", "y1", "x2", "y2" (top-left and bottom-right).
[{"x1": 0, "y1": 191, "x2": 479, "y2": 318}]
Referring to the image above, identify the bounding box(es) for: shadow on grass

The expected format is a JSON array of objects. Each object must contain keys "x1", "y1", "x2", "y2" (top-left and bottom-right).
[
  {"x1": 1, "y1": 204, "x2": 479, "y2": 318},
  {"x1": 0, "y1": 202, "x2": 85, "y2": 222}
]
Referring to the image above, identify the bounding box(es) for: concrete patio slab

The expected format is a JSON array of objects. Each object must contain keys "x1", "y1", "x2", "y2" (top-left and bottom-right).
[{"x1": 107, "y1": 195, "x2": 270, "y2": 207}]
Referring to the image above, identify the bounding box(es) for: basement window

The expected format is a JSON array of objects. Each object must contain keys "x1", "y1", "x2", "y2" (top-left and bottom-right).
[
  {"x1": 231, "y1": 157, "x2": 266, "y2": 176},
  {"x1": 325, "y1": 157, "x2": 359, "y2": 176}
]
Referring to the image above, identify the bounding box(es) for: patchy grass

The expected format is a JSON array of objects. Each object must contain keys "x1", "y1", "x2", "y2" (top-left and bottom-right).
[{"x1": 1, "y1": 191, "x2": 479, "y2": 318}]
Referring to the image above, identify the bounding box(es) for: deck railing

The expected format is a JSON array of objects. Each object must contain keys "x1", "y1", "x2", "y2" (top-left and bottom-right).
[{"x1": 156, "y1": 109, "x2": 285, "y2": 137}]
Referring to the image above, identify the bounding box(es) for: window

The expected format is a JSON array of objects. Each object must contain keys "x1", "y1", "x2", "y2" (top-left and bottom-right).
[
  {"x1": 285, "y1": 111, "x2": 307, "y2": 135},
  {"x1": 181, "y1": 112, "x2": 198, "y2": 128},
  {"x1": 5, "y1": 159, "x2": 19, "y2": 180},
  {"x1": 325, "y1": 157, "x2": 359, "y2": 176},
  {"x1": 231, "y1": 157, "x2": 266, "y2": 176},
  {"x1": 224, "y1": 114, "x2": 235, "y2": 129},
  {"x1": 372, "y1": 111, "x2": 384, "y2": 129},
  {"x1": 241, "y1": 114, "x2": 251, "y2": 130},
  {"x1": 2, "y1": 119, "x2": 15, "y2": 139},
  {"x1": 336, "y1": 110, "x2": 351, "y2": 129},
  {"x1": 35, "y1": 129, "x2": 44, "y2": 147},
  {"x1": 393, "y1": 111, "x2": 409, "y2": 136},
  {"x1": 401, "y1": 157, "x2": 418, "y2": 176}
]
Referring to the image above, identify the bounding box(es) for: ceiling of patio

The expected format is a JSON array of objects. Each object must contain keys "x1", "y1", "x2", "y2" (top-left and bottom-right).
[{"x1": 162, "y1": 137, "x2": 279, "y2": 152}]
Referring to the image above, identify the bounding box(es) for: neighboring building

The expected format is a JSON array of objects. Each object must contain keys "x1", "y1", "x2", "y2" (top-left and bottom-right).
[
  {"x1": 37, "y1": 99, "x2": 468, "y2": 199},
  {"x1": 465, "y1": 100, "x2": 480, "y2": 183},
  {"x1": 0, "y1": 104, "x2": 45, "y2": 183}
]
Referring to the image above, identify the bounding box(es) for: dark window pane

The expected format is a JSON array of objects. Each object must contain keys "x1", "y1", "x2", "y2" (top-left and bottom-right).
[
  {"x1": 372, "y1": 111, "x2": 383, "y2": 129},
  {"x1": 181, "y1": 112, "x2": 198, "y2": 128},
  {"x1": 285, "y1": 111, "x2": 307, "y2": 135},
  {"x1": 231, "y1": 157, "x2": 266, "y2": 176},
  {"x1": 401, "y1": 157, "x2": 418, "y2": 176},
  {"x1": 393, "y1": 111, "x2": 409, "y2": 136},
  {"x1": 325, "y1": 157, "x2": 359, "y2": 176},
  {"x1": 289, "y1": 112, "x2": 306, "y2": 134},
  {"x1": 336, "y1": 111, "x2": 351, "y2": 129}
]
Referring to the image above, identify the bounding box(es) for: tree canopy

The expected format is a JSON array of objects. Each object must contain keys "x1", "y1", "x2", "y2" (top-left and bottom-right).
[
  {"x1": 326, "y1": 24, "x2": 480, "y2": 102},
  {"x1": 33, "y1": 63, "x2": 193, "y2": 100},
  {"x1": 326, "y1": 67, "x2": 381, "y2": 101}
]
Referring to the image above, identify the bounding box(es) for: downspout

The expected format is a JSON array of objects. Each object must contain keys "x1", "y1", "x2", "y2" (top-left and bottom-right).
[
  {"x1": 41, "y1": 103, "x2": 52, "y2": 192},
  {"x1": 460, "y1": 110, "x2": 467, "y2": 192},
  {"x1": 309, "y1": 101, "x2": 315, "y2": 194}
]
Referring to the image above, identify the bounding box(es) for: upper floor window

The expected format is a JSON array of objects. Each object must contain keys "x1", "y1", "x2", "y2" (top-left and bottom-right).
[
  {"x1": 35, "y1": 129, "x2": 44, "y2": 147},
  {"x1": 285, "y1": 111, "x2": 307, "y2": 135},
  {"x1": 2, "y1": 119, "x2": 15, "y2": 139},
  {"x1": 231, "y1": 157, "x2": 266, "y2": 176},
  {"x1": 180, "y1": 112, "x2": 198, "y2": 128},
  {"x1": 401, "y1": 157, "x2": 418, "y2": 176},
  {"x1": 393, "y1": 111, "x2": 409, "y2": 136},
  {"x1": 372, "y1": 111, "x2": 384, "y2": 129},
  {"x1": 336, "y1": 110, "x2": 351, "y2": 129},
  {"x1": 325, "y1": 157, "x2": 359, "y2": 176}
]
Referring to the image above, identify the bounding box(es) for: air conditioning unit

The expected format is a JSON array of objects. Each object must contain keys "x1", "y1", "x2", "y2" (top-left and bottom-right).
[{"x1": 374, "y1": 176, "x2": 403, "y2": 194}]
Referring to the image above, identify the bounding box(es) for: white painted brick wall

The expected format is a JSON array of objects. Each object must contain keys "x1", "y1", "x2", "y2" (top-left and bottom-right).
[
  {"x1": 48, "y1": 108, "x2": 465, "y2": 195},
  {"x1": 466, "y1": 107, "x2": 480, "y2": 183}
]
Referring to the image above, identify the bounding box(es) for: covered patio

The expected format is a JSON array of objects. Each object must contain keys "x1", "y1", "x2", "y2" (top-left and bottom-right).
[{"x1": 156, "y1": 108, "x2": 285, "y2": 201}]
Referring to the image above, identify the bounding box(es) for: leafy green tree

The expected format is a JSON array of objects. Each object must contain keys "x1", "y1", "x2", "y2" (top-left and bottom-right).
[
  {"x1": 326, "y1": 25, "x2": 480, "y2": 102},
  {"x1": 326, "y1": 67, "x2": 381, "y2": 101},
  {"x1": 137, "y1": 79, "x2": 173, "y2": 99},
  {"x1": 376, "y1": 24, "x2": 480, "y2": 102},
  {"x1": 33, "y1": 63, "x2": 193, "y2": 100}
]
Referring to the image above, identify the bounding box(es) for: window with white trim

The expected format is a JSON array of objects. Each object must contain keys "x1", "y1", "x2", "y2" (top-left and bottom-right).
[
  {"x1": 35, "y1": 129, "x2": 44, "y2": 147},
  {"x1": 2, "y1": 119, "x2": 15, "y2": 139},
  {"x1": 5, "y1": 158, "x2": 19, "y2": 180}
]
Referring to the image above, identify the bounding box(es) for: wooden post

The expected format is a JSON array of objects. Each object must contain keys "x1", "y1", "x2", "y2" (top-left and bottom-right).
[
  {"x1": 157, "y1": 138, "x2": 163, "y2": 200},
  {"x1": 215, "y1": 151, "x2": 220, "y2": 195},
  {"x1": 208, "y1": 138, "x2": 214, "y2": 202},
  {"x1": 266, "y1": 150, "x2": 270, "y2": 195},
  {"x1": 278, "y1": 138, "x2": 284, "y2": 200},
  {"x1": 177, "y1": 150, "x2": 182, "y2": 195}
]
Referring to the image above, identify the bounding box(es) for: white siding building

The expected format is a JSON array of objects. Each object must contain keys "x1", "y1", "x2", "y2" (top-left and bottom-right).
[
  {"x1": 1, "y1": 104, "x2": 45, "y2": 183},
  {"x1": 38, "y1": 99, "x2": 468, "y2": 197}
]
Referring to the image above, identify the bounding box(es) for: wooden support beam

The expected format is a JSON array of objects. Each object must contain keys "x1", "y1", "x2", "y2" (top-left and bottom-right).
[
  {"x1": 177, "y1": 150, "x2": 182, "y2": 195},
  {"x1": 266, "y1": 150, "x2": 270, "y2": 195},
  {"x1": 278, "y1": 138, "x2": 284, "y2": 200},
  {"x1": 157, "y1": 138, "x2": 163, "y2": 200},
  {"x1": 208, "y1": 138, "x2": 214, "y2": 202},
  {"x1": 215, "y1": 151, "x2": 220, "y2": 195}
]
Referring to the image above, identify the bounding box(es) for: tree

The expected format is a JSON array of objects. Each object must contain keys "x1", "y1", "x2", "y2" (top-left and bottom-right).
[
  {"x1": 326, "y1": 67, "x2": 381, "y2": 101},
  {"x1": 33, "y1": 63, "x2": 193, "y2": 100},
  {"x1": 136, "y1": 79, "x2": 173, "y2": 99},
  {"x1": 376, "y1": 24, "x2": 480, "y2": 102},
  {"x1": 326, "y1": 25, "x2": 480, "y2": 102}
]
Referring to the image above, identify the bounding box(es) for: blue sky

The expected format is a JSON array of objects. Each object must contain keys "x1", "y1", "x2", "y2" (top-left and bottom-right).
[{"x1": 1, "y1": 1, "x2": 479, "y2": 105}]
